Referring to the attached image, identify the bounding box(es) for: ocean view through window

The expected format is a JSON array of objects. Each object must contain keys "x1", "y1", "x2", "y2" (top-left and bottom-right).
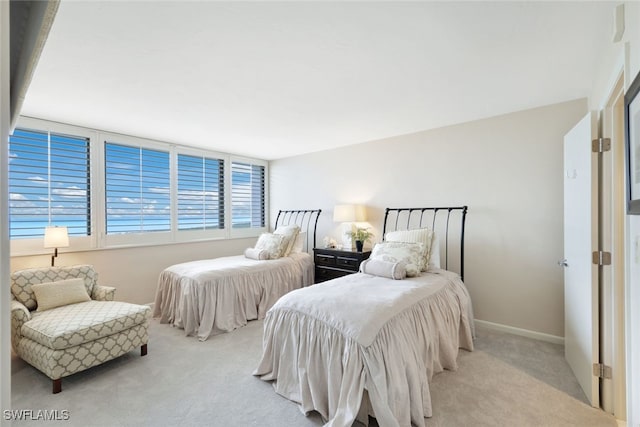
[
  {"x1": 105, "y1": 142, "x2": 170, "y2": 234},
  {"x1": 231, "y1": 161, "x2": 265, "y2": 229},
  {"x1": 9, "y1": 118, "x2": 268, "y2": 252},
  {"x1": 9, "y1": 128, "x2": 90, "y2": 239}
]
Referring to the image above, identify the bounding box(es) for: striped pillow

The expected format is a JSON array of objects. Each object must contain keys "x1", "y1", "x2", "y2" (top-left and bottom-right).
[{"x1": 384, "y1": 228, "x2": 434, "y2": 271}]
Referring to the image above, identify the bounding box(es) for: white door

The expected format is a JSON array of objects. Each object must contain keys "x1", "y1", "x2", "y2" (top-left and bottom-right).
[{"x1": 563, "y1": 112, "x2": 599, "y2": 407}]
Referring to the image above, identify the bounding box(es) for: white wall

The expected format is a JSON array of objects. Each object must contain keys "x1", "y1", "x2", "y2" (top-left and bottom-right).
[
  {"x1": 10, "y1": 237, "x2": 255, "y2": 304},
  {"x1": 271, "y1": 99, "x2": 586, "y2": 338},
  {"x1": 1, "y1": 1, "x2": 11, "y2": 423}
]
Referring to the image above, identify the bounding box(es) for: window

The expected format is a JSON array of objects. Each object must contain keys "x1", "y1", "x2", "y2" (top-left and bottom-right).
[
  {"x1": 231, "y1": 161, "x2": 265, "y2": 229},
  {"x1": 177, "y1": 153, "x2": 224, "y2": 231},
  {"x1": 104, "y1": 142, "x2": 170, "y2": 234},
  {"x1": 9, "y1": 118, "x2": 269, "y2": 252},
  {"x1": 8, "y1": 128, "x2": 90, "y2": 239}
]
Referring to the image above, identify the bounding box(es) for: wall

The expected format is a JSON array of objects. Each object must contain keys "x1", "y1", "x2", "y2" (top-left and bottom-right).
[
  {"x1": 1, "y1": 1, "x2": 11, "y2": 422},
  {"x1": 10, "y1": 237, "x2": 254, "y2": 305},
  {"x1": 271, "y1": 99, "x2": 587, "y2": 338}
]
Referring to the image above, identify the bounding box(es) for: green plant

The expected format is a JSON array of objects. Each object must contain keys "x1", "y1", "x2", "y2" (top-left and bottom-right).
[{"x1": 347, "y1": 227, "x2": 374, "y2": 243}]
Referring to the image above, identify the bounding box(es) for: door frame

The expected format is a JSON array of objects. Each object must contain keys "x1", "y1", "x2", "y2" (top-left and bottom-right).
[{"x1": 600, "y1": 71, "x2": 626, "y2": 419}]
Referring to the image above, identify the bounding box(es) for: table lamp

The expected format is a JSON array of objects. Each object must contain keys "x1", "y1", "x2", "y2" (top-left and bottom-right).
[
  {"x1": 333, "y1": 204, "x2": 366, "y2": 250},
  {"x1": 44, "y1": 226, "x2": 69, "y2": 267}
]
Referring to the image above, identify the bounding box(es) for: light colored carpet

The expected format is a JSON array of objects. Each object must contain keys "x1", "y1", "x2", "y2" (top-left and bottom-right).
[{"x1": 11, "y1": 320, "x2": 616, "y2": 426}]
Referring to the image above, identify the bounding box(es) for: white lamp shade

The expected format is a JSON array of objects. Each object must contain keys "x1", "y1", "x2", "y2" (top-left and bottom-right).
[
  {"x1": 44, "y1": 226, "x2": 69, "y2": 248},
  {"x1": 333, "y1": 204, "x2": 366, "y2": 222}
]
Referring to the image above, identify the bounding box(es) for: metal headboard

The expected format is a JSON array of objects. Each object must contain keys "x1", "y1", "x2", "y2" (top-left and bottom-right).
[
  {"x1": 382, "y1": 206, "x2": 468, "y2": 280},
  {"x1": 274, "y1": 209, "x2": 322, "y2": 253}
]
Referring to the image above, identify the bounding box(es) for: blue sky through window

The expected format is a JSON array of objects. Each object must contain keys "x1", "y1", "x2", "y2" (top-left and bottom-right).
[
  {"x1": 8, "y1": 128, "x2": 90, "y2": 239},
  {"x1": 9, "y1": 128, "x2": 266, "y2": 240},
  {"x1": 105, "y1": 142, "x2": 170, "y2": 234}
]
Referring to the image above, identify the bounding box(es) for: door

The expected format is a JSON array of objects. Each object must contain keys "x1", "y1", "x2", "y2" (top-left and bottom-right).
[{"x1": 563, "y1": 112, "x2": 599, "y2": 407}]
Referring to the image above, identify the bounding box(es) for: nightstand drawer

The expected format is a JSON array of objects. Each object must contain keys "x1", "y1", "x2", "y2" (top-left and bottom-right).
[
  {"x1": 315, "y1": 253, "x2": 336, "y2": 267},
  {"x1": 313, "y1": 248, "x2": 371, "y2": 284},
  {"x1": 315, "y1": 267, "x2": 345, "y2": 283},
  {"x1": 336, "y1": 256, "x2": 360, "y2": 270}
]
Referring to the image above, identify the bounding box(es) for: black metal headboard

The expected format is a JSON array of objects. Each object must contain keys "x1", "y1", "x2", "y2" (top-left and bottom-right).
[
  {"x1": 274, "y1": 209, "x2": 322, "y2": 253},
  {"x1": 382, "y1": 206, "x2": 468, "y2": 280}
]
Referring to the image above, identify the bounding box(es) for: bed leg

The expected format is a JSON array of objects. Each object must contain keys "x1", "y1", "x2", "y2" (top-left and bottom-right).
[
  {"x1": 141, "y1": 344, "x2": 148, "y2": 356},
  {"x1": 52, "y1": 378, "x2": 62, "y2": 394}
]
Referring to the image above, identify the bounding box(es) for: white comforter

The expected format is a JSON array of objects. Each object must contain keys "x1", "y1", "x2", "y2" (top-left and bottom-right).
[
  {"x1": 254, "y1": 269, "x2": 474, "y2": 427},
  {"x1": 153, "y1": 253, "x2": 313, "y2": 341}
]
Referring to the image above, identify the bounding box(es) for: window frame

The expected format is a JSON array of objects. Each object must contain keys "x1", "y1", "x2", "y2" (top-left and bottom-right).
[
  {"x1": 10, "y1": 117, "x2": 98, "y2": 256},
  {"x1": 228, "y1": 155, "x2": 268, "y2": 239},
  {"x1": 100, "y1": 132, "x2": 173, "y2": 248},
  {"x1": 174, "y1": 146, "x2": 227, "y2": 243},
  {"x1": 9, "y1": 117, "x2": 269, "y2": 255}
]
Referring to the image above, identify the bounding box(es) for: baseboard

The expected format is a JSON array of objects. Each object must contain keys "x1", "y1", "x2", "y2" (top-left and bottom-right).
[{"x1": 474, "y1": 319, "x2": 564, "y2": 345}]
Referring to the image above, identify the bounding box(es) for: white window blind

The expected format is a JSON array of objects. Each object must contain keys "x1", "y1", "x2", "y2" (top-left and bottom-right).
[
  {"x1": 8, "y1": 128, "x2": 90, "y2": 239},
  {"x1": 105, "y1": 142, "x2": 170, "y2": 234},
  {"x1": 231, "y1": 161, "x2": 265, "y2": 229},
  {"x1": 177, "y1": 154, "x2": 224, "y2": 230}
]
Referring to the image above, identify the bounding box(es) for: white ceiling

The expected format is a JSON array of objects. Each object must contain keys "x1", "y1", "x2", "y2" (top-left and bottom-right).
[{"x1": 21, "y1": 1, "x2": 613, "y2": 160}]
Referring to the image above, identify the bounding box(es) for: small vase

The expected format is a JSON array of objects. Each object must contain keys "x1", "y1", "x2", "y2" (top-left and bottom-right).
[{"x1": 355, "y1": 240, "x2": 364, "y2": 252}]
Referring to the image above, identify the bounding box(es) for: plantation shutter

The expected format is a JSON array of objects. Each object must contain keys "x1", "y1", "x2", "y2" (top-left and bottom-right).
[
  {"x1": 177, "y1": 154, "x2": 225, "y2": 230},
  {"x1": 104, "y1": 142, "x2": 170, "y2": 234},
  {"x1": 231, "y1": 161, "x2": 265, "y2": 228},
  {"x1": 8, "y1": 128, "x2": 90, "y2": 239}
]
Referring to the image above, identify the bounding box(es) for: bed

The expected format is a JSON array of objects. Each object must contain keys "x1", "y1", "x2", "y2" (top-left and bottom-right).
[
  {"x1": 153, "y1": 209, "x2": 321, "y2": 341},
  {"x1": 253, "y1": 206, "x2": 474, "y2": 427}
]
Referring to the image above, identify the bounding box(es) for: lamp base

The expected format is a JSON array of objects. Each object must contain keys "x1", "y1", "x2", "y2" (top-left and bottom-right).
[
  {"x1": 341, "y1": 222, "x2": 354, "y2": 250},
  {"x1": 51, "y1": 248, "x2": 58, "y2": 267}
]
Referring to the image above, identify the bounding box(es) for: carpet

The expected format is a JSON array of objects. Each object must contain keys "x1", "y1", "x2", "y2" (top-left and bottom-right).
[{"x1": 10, "y1": 319, "x2": 616, "y2": 426}]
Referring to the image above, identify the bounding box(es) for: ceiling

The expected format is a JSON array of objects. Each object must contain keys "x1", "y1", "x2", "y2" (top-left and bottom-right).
[{"x1": 20, "y1": 1, "x2": 613, "y2": 160}]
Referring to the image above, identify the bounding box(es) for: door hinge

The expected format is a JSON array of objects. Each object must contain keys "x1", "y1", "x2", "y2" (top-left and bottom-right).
[
  {"x1": 592, "y1": 251, "x2": 611, "y2": 266},
  {"x1": 592, "y1": 138, "x2": 611, "y2": 152},
  {"x1": 593, "y1": 363, "x2": 612, "y2": 379}
]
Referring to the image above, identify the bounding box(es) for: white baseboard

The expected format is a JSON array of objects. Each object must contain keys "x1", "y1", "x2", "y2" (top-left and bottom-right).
[{"x1": 474, "y1": 319, "x2": 564, "y2": 345}]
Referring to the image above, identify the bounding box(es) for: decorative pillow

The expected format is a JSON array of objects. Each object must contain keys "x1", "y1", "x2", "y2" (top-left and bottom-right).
[
  {"x1": 369, "y1": 242, "x2": 424, "y2": 277},
  {"x1": 359, "y1": 259, "x2": 406, "y2": 280},
  {"x1": 290, "y1": 231, "x2": 307, "y2": 254},
  {"x1": 255, "y1": 233, "x2": 286, "y2": 259},
  {"x1": 31, "y1": 278, "x2": 91, "y2": 312},
  {"x1": 274, "y1": 225, "x2": 301, "y2": 257},
  {"x1": 10, "y1": 265, "x2": 98, "y2": 310},
  {"x1": 384, "y1": 228, "x2": 433, "y2": 271},
  {"x1": 244, "y1": 247, "x2": 269, "y2": 260}
]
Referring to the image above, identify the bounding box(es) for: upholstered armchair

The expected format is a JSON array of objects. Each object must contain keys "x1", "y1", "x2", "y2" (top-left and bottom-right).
[{"x1": 10, "y1": 264, "x2": 150, "y2": 393}]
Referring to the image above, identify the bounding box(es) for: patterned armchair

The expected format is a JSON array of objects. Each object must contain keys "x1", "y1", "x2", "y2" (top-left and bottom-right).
[{"x1": 10, "y1": 265, "x2": 150, "y2": 393}]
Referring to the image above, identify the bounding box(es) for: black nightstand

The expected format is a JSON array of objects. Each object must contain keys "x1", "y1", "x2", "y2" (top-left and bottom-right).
[{"x1": 313, "y1": 248, "x2": 371, "y2": 283}]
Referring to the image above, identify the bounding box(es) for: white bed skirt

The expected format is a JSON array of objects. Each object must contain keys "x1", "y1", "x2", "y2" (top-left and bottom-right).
[
  {"x1": 254, "y1": 271, "x2": 474, "y2": 427},
  {"x1": 154, "y1": 253, "x2": 313, "y2": 341}
]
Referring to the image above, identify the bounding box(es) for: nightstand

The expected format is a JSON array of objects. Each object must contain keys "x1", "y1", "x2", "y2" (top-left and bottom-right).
[{"x1": 313, "y1": 248, "x2": 371, "y2": 283}]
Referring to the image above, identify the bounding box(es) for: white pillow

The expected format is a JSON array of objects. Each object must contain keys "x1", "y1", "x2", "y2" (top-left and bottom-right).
[
  {"x1": 370, "y1": 242, "x2": 425, "y2": 277},
  {"x1": 290, "y1": 231, "x2": 306, "y2": 254},
  {"x1": 255, "y1": 233, "x2": 286, "y2": 259},
  {"x1": 274, "y1": 224, "x2": 301, "y2": 257},
  {"x1": 384, "y1": 228, "x2": 433, "y2": 271},
  {"x1": 244, "y1": 247, "x2": 269, "y2": 260},
  {"x1": 359, "y1": 259, "x2": 407, "y2": 280},
  {"x1": 31, "y1": 278, "x2": 91, "y2": 312}
]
